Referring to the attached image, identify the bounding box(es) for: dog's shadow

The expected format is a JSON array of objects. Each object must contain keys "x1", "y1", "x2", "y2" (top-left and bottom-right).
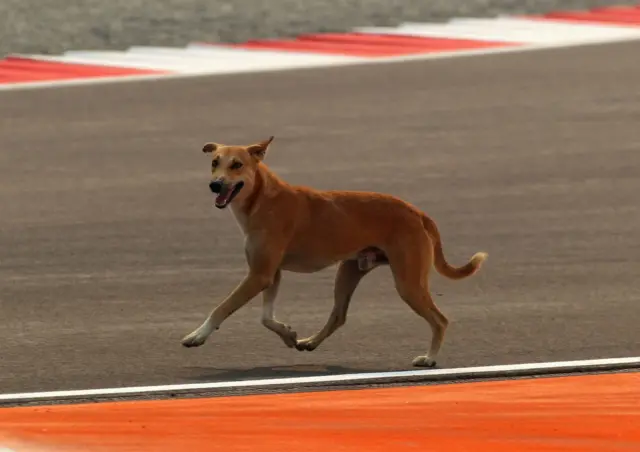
[{"x1": 180, "y1": 364, "x2": 390, "y2": 383}]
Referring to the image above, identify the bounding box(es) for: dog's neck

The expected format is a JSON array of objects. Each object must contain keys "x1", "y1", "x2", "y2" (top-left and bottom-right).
[{"x1": 230, "y1": 163, "x2": 285, "y2": 232}]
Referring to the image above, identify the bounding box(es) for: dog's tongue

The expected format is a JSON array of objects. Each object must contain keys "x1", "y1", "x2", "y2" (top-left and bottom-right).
[
  {"x1": 215, "y1": 192, "x2": 230, "y2": 205},
  {"x1": 215, "y1": 185, "x2": 233, "y2": 206}
]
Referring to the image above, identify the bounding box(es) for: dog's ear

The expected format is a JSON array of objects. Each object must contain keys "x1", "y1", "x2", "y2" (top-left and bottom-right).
[
  {"x1": 202, "y1": 142, "x2": 219, "y2": 153},
  {"x1": 247, "y1": 136, "x2": 274, "y2": 161}
]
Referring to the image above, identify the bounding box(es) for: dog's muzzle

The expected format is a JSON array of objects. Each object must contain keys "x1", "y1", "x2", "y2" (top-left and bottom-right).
[
  {"x1": 209, "y1": 180, "x2": 223, "y2": 194},
  {"x1": 209, "y1": 179, "x2": 244, "y2": 209}
]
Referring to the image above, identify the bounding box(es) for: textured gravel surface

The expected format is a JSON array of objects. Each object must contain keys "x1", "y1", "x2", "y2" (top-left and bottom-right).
[{"x1": 1, "y1": 0, "x2": 639, "y2": 57}]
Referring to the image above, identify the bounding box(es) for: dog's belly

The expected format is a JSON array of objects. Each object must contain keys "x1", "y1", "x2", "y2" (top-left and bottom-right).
[{"x1": 280, "y1": 253, "x2": 342, "y2": 273}]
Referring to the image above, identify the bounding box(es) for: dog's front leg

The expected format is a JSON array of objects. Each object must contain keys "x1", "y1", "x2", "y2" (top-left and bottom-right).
[
  {"x1": 261, "y1": 269, "x2": 298, "y2": 348},
  {"x1": 181, "y1": 237, "x2": 284, "y2": 348},
  {"x1": 181, "y1": 271, "x2": 274, "y2": 348}
]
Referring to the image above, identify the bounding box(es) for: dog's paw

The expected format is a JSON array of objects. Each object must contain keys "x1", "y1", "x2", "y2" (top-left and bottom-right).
[
  {"x1": 412, "y1": 355, "x2": 437, "y2": 368},
  {"x1": 181, "y1": 328, "x2": 211, "y2": 348},
  {"x1": 295, "y1": 337, "x2": 318, "y2": 352},
  {"x1": 280, "y1": 325, "x2": 298, "y2": 348}
]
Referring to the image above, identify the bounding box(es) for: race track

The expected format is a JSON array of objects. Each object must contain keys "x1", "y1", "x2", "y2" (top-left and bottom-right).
[{"x1": 1, "y1": 39, "x2": 639, "y2": 394}]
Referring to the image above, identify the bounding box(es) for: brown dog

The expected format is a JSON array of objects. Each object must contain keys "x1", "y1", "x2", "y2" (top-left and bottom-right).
[{"x1": 181, "y1": 136, "x2": 487, "y2": 367}]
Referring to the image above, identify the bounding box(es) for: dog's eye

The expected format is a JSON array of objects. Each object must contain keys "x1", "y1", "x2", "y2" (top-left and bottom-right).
[
  {"x1": 230, "y1": 161, "x2": 243, "y2": 170},
  {"x1": 212, "y1": 159, "x2": 219, "y2": 169}
]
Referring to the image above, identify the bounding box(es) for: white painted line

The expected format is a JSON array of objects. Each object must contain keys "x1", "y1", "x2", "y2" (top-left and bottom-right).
[
  {"x1": 63, "y1": 49, "x2": 353, "y2": 70},
  {"x1": 366, "y1": 20, "x2": 640, "y2": 44},
  {"x1": 59, "y1": 50, "x2": 287, "y2": 72},
  {"x1": 453, "y1": 16, "x2": 640, "y2": 33},
  {"x1": 2, "y1": 34, "x2": 640, "y2": 93},
  {"x1": 7, "y1": 50, "x2": 360, "y2": 75},
  {"x1": 120, "y1": 47, "x2": 359, "y2": 71},
  {"x1": 445, "y1": 17, "x2": 640, "y2": 41},
  {"x1": 1, "y1": 356, "x2": 639, "y2": 403},
  {"x1": 186, "y1": 42, "x2": 358, "y2": 59},
  {"x1": 129, "y1": 45, "x2": 357, "y2": 63},
  {"x1": 11, "y1": 53, "x2": 185, "y2": 72}
]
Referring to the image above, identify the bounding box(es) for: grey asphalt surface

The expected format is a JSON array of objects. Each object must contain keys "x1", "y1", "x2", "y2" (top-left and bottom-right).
[{"x1": 1, "y1": 40, "x2": 640, "y2": 396}]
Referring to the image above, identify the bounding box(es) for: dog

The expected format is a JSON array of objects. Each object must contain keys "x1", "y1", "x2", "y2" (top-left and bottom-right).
[{"x1": 181, "y1": 136, "x2": 487, "y2": 367}]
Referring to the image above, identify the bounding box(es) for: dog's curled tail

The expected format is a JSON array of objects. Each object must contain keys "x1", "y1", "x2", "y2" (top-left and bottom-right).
[{"x1": 421, "y1": 214, "x2": 488, "y2": 280}]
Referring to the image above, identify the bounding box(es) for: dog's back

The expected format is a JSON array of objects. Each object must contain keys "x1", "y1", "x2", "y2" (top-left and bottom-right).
[{"x1": 287, "y1": 186, "x2": 424, "y2": 248}]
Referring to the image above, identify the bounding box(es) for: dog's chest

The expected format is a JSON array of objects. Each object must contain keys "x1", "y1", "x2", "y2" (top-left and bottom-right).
[{"x1": 230, "y1": 205, "x2": 250, "y2": 234}]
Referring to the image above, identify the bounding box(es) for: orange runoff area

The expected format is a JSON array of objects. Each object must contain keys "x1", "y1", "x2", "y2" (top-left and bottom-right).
[{"x1": 1, "y1": 372, "x2": 639, "y2": 452}]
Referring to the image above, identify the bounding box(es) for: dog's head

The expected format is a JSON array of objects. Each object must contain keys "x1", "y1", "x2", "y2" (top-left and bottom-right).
[{"x1": 201, "y1": 136, "x2": 274, "y2": 209}]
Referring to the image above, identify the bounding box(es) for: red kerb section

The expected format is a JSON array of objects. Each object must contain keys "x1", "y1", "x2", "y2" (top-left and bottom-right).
[
  {"x1": 2, "y1": 3, "x2": 639, "y2": 86},
  {"x1": 228, "y1": 33, "x2": 512, "y2": 56},
  {"x1": 539, "y1": 5, "x2": 640, "y2": 25},
  {"x1": 0, "y1": 57, "x2": 164, "y2": 85}
]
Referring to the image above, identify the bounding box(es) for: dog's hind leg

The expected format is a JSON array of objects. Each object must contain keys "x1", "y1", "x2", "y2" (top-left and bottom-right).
[
  {"x1": 261, "y1": 269, "x2": 298, "y2": 348},
  {"x1": 404, "y1": 289, "x2": 448, "y2": 367},
  {"x1": 296, "y1": 259, "x2": 369, "y2": 351},
  {"x1": 387, "y1": 232, "x2": 449, "y2": 368}
]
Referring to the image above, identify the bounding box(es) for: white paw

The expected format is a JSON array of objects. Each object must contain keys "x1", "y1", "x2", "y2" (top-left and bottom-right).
[
  {"x1": 412, "y1": 355, "x2": 437, "y2": 368},
  {"x1": 181, "y1": 325, "x2": 213, "y2": 348},
  {"x1": 280, "y1": 324, "x2": 298, "y2": 348},
  {"x1": 295, "y1": 337, "x2": 318, "y2": 351}
]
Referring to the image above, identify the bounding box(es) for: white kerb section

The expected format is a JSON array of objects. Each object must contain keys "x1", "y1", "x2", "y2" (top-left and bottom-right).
[
  {"x1": 0, "y1": 356, "x2": 639, "y2": 403},
  {"x1": 3, "y1": 15, "x2": 640, "y2": 92},
  {"x1": 356, "y1": 17, "x2": 640, "y2": 44},
  {"x1": 15, "y1": 46, "x2": 360, "y2": 74}
]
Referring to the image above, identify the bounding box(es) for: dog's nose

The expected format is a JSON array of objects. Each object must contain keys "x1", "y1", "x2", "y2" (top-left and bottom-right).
[{"x1": 209, "y1": 180, "x2": 223, "y2": 193}]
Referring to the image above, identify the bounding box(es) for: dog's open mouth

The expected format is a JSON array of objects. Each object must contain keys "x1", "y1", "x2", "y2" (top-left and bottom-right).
[{"x1": 214, "y1": 181, "x2": 244, "y2": 209}]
